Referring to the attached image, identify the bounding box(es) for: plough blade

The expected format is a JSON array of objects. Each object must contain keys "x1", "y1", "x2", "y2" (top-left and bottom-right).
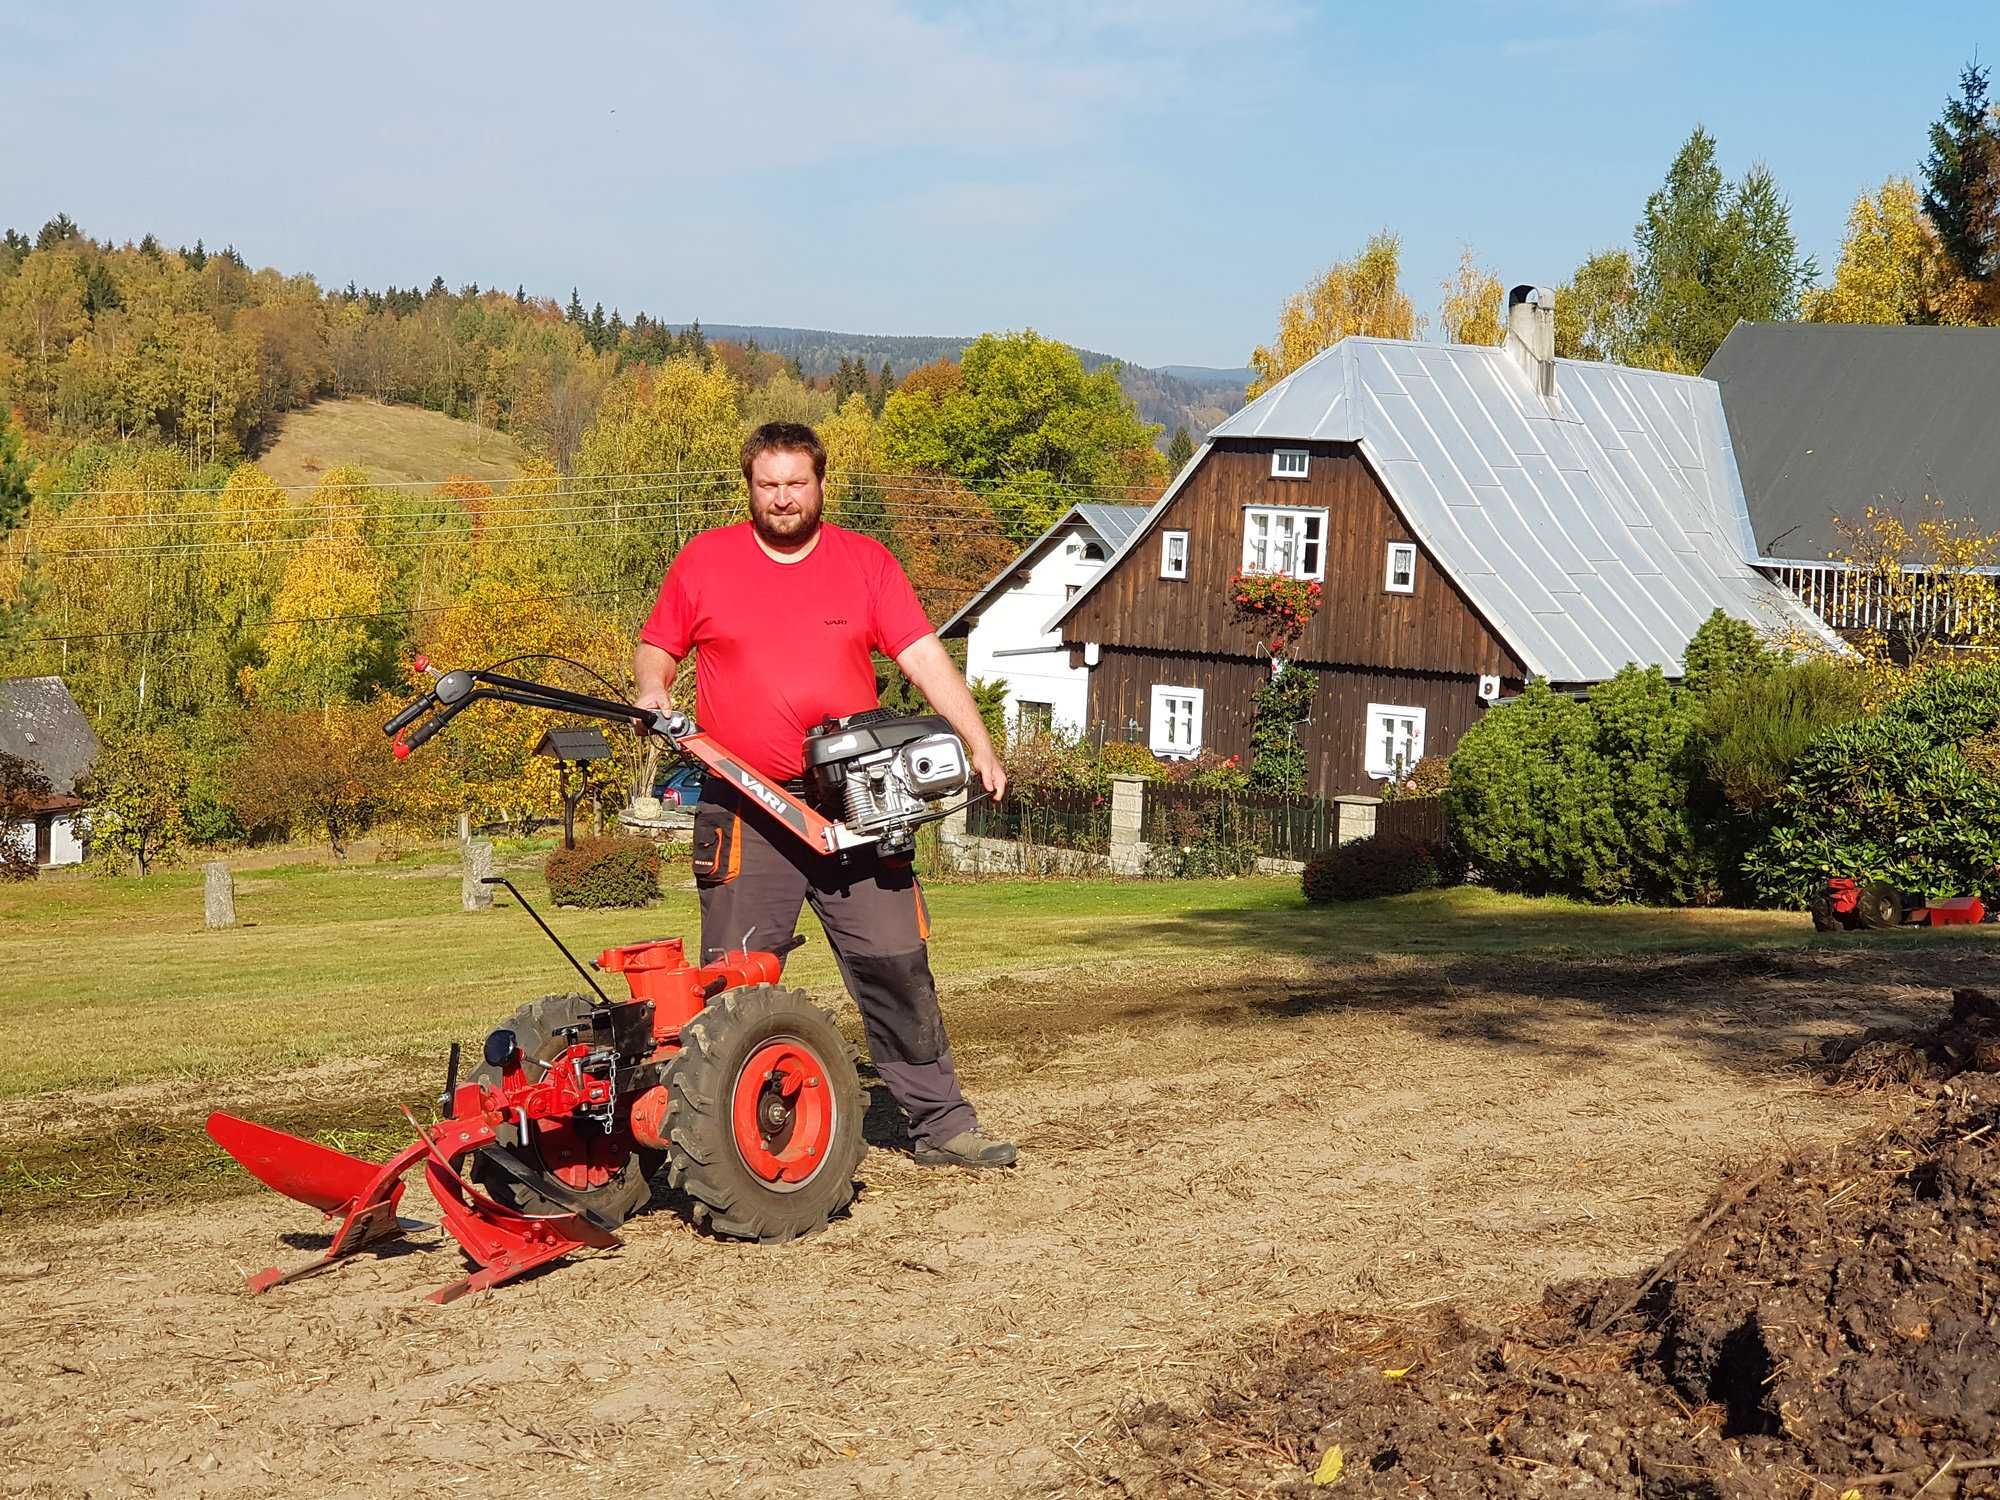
[
  {"x1": 205, "y1": 1108, "x2": 622, "y2": 1304},
  {"x1": 205, "y1": 1111, "x2": 383, "y2": 1213},
  {"x1": 207, "y1": 1111, "x2": 428, "y2": 1293}
]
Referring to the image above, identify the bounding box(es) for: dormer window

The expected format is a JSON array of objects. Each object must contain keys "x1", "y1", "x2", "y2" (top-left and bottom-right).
[
  {"x1": 1080, "y1": 541, "x2": 1106, "y2": 563},
  {"x1": 1271, "y1": 448, "x2": 1309, "y2": 480}
]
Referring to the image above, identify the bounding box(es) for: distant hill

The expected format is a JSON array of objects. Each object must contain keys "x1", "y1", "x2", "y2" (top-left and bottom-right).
[
  {"x1": 257, "y1": 399, "x2": 527, "y2": 489},
  {"x1": 681, "y1": 323, "x2": 1248, "y2": 446}
]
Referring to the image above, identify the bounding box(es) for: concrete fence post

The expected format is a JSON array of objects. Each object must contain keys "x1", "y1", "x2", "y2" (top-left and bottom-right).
[
  {"x1": 462, "y1": 838, "x2": 495, "y2": 911},
  {"x1": 203, "y1": 861, "x2": 236, "y2": 929},
  {"x1": 1109, "y1": 775, "x2": 1147, "y2": 874},
  {"x1": 1333, "y1": 794, "x2": 1381, "y2": 846},
  {"x1": 937, "y1": 798, "x2": 970, "y2": 873}
]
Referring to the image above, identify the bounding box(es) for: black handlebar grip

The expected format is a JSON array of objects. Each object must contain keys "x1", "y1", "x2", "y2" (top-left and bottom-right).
[
  {"x1": 401, "y1": 713, "x2": 449, "y2": 752},
  {"x1": 383, "y1": 692, "x2": 436, "y2": 737},
  {"x1": 770, "y1": 933, "x2": 808, "y2": 958}
]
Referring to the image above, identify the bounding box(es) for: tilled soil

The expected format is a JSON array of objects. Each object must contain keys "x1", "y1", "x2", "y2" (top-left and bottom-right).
[
  {"x1": 0, "y1": 944, "x2": 1984, "y2": 1498},
  {"x1": 1106, "y1": 991, "x2": 2000, "y2": 1498}
]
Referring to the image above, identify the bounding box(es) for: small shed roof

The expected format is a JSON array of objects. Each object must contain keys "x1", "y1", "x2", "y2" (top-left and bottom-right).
[
  {"x1": 533, "y1": 726, "x2": 612, "y2": 761},
  {"x1": 0, "y1": 677, "x2": 100, "y2": 795},
  {"x1": 1703, "y1": 322, "x2": 2000, "y2": 563}
]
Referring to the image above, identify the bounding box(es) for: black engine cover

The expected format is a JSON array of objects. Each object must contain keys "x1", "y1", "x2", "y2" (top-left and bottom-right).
[
  {"x1": 803, "y1": 711, "x2": 953, "y2": 803},
  {"x1": 803, "y1": 711, "x2": 953, "y2": 771}
]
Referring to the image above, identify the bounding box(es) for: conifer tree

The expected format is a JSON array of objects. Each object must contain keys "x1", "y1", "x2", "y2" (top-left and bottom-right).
[
  {"x1": 1166, "y1": 426, "x2": 1194, "y2": 473},
  {"x1": 1923, "y1": 59, "x2": 2000, "y2": 284}
]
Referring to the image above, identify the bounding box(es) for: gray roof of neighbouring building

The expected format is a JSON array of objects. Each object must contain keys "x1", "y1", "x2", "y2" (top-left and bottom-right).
[
  {"x1": 1704, "y1": 322, "x2": 2000, "y2": 564},
  {"x1": 1053, "y1": 337, "x2": 1840, "y2": 683},
  {"x1": 937, "y1": 502, "x2": 1150, "y2": 639},
  {"x1": 0, "y1": 677, "x2": 101, "y2": 795}
]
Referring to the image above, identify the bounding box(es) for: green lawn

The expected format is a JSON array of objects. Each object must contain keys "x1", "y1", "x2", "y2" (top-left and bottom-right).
[{"x1": 4, "y1": 847, "x2": 1830, "y2": 1102}]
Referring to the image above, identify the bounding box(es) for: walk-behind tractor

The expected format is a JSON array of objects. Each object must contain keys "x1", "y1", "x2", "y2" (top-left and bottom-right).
[
  {"x1": 206, "y1": 660, "x2": 976, "y2": 1304},
  {"x1": 1811, "y1": 876, "x2": 1987, "y2": 932}
]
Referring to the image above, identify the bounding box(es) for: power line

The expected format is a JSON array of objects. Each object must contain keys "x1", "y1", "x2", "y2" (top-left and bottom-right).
[
  {"x1": 37, "y1": 465, "x2": 1159, "y2": 504},
  {"x1": 13, "y1": 571, "x2": 990, "y2": 648}
]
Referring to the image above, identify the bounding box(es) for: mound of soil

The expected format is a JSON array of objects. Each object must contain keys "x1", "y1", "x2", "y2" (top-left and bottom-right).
[
  {"x1": 1820, "y1": 987, "x2": 2000, "y2": 1090},
  {"x1": 1112, "y1": 996, "x2": 2000, "y2": 1498}
]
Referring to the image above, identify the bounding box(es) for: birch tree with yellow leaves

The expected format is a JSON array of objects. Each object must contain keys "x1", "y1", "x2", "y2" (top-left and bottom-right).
[{"x1": 1247, "y1": 232, "x2": 1422, "y2": 398}]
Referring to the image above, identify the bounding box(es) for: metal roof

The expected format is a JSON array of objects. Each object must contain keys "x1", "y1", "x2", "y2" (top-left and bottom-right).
[
  {"x1": 1052, "y1": 337, "x2": 1838, "y2": 682},
  {"x1": 936, "y1": 502, "x2": 1150, "y2": 639},
  {"x1": 0, "y1": 677, "x2": 100, "y2": 795},
  {"x1": 1704, "y1": 321, "x2": 2000, "y2": 563}
]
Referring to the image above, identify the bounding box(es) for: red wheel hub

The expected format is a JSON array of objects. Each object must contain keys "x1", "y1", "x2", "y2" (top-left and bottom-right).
[{"x1": 731, "y1": 1039, "x2": 835, "y2": 1187}]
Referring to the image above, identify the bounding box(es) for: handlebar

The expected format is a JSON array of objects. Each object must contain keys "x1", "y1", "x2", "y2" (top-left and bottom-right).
[{"x1": 383, "y1": 663, "x2": 685, "y2": 760}]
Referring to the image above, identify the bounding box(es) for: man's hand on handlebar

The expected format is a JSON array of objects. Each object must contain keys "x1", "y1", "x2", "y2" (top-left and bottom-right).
[{"x1": 971, "y1": 742, "x2": 1007, "y2": 803}]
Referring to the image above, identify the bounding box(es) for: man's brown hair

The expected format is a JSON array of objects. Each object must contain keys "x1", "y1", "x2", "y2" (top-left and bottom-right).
[{"x1": 740, "y1": 421, "x2": 827, "y2": 483}]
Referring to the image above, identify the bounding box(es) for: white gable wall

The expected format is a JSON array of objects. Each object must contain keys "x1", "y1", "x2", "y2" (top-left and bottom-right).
[
  {"x1": 963, "y1": 520, "x2": 1109, "y2": 737},
  {"x1": 2, "y1": 810, "x2": 85, "y2": 869}
]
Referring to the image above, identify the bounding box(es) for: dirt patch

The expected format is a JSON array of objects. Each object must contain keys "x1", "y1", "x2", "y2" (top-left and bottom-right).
[
  {"x1": 0, "y1": 948, "x2": 1967, "y2": 1498},
  {"x1": 1105, "y1": 995, "x2": 2000, "y2": 1498}
]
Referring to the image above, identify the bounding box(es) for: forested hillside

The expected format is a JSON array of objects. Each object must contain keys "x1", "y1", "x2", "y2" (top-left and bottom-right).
[
  {"x1": 688, "y1": 324, "x2": 1246, "y2": 440},
  {"x1": 0, "y1": 216, "x2": 1173, "y2": 853}
]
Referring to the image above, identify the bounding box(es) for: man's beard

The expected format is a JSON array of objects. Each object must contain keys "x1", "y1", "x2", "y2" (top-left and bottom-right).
[{"x1": 751, "y1": 498, "x2": 823, "y2": 548}]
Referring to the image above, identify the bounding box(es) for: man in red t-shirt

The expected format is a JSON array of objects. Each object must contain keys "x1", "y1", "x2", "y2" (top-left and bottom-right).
[{"x1": 633, "y1": 421, "x2": 1016, "y2": 1170}]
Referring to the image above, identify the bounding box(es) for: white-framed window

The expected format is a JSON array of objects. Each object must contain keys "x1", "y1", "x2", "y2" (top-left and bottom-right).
[
  {"x1": 1150, "y1": 684, "x2": 1204, "y2": 758},
  {"x1": 1272, "y1": 448, "x2": 1310, "y2": 480},
  {"x1": 1242, "y1": 506, "x2": 1328, "y2": 580},
  {"x1": 1160, "y1": 530, "x2": 1189, "y2": 579},
  {"x1": 1365, "y1": 703, "x2": 1426, "y2": 779},
  {"x1": 1384, "y1": 541, "x2": 1417, "y2": 594}
]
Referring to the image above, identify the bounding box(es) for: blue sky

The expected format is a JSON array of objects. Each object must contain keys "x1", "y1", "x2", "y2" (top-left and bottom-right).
[{"x1": 0, "y1": 1, "x2": 1990, "y2": 368}]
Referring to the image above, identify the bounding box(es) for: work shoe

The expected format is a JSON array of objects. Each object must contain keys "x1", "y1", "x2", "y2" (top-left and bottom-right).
[{"x1": 913, "y1": 1130, "x2": 1018, "y2": 1169}]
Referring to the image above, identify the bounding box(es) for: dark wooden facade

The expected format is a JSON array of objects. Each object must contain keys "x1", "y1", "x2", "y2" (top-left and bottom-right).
[{"x1": 1062, "y1": 440, "x2": 1528, "y2": 797}]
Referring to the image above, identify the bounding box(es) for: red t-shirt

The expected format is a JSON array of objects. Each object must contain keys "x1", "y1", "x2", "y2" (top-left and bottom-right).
[{"x1": 639, "y1": 522, "x2": 933, "y2": 782}]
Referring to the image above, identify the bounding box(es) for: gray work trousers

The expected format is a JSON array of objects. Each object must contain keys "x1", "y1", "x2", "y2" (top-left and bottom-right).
[{"x1": 691, "y1": 792, "x2": 979, "y2": 1149}]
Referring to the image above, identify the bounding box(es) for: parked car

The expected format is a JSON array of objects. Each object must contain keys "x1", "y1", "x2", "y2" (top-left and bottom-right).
[{"x1": 652, "y1": 763, "x2": 706, "y2": 809}]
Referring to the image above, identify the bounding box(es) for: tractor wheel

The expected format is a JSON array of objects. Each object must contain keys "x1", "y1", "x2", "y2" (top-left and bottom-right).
[
  {"x1": 664, "y1": 984, "x2": 866, "y2": 1243},
  {"x1": 1809, "y1": 892, "x2": 1843, "y2": 932},
  {"x1": 470, "y1": 992, "x2": 658, "y2": 1225},
  {"x1": 1857, "y1": 882, "x2": 1906, "y2": 931}
]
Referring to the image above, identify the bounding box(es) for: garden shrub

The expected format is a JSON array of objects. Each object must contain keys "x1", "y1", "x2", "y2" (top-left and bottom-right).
[
  {"x1": 1301, "y1": 836, "x2": 1440, "y2": 904},
  {"x1": 545, "y1": 835, "x2": 661, "y2": 908},
  {"x1": 1745, "y1": 662, "x2": 2000, "y2": 908},
  {"x1": 1147, "y1": 803, "x2": 1261, "y2": 878},
  {"x1": 1698, "y1": 657, "x2": 1868, "y2": 814},
  {"x1": 1446, "y1": 669, "x2": 1716, "y2": 904},
  {"x1": 1380, "y1": 754, "x2": 1450, "y2": 802},
  {"x1": 1096, "y1": 739, "x2": 1166, "y2": 783}
]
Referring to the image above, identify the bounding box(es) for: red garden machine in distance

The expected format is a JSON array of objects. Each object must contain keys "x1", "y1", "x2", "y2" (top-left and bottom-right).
[
  {"x1": 205, "y1": 658, "x2": 979, "y2": 1303},
  {"x1": 1811, "y1": 876, "x2": 1987, "y2": 932}
]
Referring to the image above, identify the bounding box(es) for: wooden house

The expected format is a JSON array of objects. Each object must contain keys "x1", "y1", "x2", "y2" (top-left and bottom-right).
[{"x1": 1051, "y1": 287, "x2": 1838, "y2": 798}]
